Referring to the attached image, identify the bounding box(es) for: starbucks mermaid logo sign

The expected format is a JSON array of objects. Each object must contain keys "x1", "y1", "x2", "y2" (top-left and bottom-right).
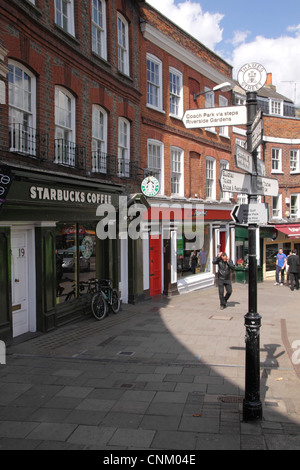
[{"x1": 141, "y1": 176, "x2": 160, "y2": 197}]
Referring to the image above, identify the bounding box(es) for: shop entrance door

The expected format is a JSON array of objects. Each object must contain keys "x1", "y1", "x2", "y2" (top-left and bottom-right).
[
  {"x1": 150, "y1": 235, "x2": 162, "y2": 296},
  {"x1": 11, "y1": 229, "x2": 35, "y2": 337},
  {"x1": 220, "y1": 231, "x2": 226, "y2": 254}
]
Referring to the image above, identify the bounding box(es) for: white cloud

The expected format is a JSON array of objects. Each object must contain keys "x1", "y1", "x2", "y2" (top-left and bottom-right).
[
  {"x1": 146, "y1": 0, "x2": 224, "y2": 51},
  {"x1": 230, "y1": 30, "x2": 251, "y2": 47},
  {"x1": 231, "y1": 32, "x2": 300, "y2": 104},
  {"x1": 146, "y1": 1, "x2": 300, "y2": 105}
]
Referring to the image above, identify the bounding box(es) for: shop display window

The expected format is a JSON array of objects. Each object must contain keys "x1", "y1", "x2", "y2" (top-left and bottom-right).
[
  {"x1": 177, "y1": 224, "x2": 211, "y2": 277},
  {"x1": 55, "y1": 222, "x2": 97, "y2": 302}
]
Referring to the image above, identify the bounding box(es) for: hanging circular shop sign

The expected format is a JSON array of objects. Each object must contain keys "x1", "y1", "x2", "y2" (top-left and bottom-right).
[
  {"x1": 237, "y1": 63, "x2": 267, "y2": 92},
  {"x1": 141, "y1": 176, "x2": 160, "y2": 197}
]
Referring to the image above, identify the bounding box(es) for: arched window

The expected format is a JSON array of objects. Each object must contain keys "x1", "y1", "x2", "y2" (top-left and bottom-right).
[
  {"x1": 54, "y1": 86, "x2": 76, "y2": 166},
  {"x1": 118, "y1": 117, "x2": 130, "y2": 177},
  {"x1": 8, "y1": 60, "x2": 36, "y2": 155},
  {"x1": 92, "y1": 105, "x2": 108, "y2": 173}
]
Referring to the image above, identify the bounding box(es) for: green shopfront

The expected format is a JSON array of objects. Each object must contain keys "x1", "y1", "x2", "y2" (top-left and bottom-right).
[{"x1": 0, "y1": 167, "x2": 123, "y2": 341}]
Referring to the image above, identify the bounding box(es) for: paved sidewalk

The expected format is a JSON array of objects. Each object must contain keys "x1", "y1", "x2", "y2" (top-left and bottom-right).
[{"x1": 1, "y1": 280, "x2": 300, "y2": 450}]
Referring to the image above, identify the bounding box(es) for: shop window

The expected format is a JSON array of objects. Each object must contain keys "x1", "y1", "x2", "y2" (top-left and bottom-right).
[
  {"x1": 266, "y1": 243, "x2": 291, "y2": 272},
  {"x1": 55, "y1": 222, "x2": 97, "y2": 303},
  {"x1": 177, "y1": 224, "x2": 211, "y2": 278}
]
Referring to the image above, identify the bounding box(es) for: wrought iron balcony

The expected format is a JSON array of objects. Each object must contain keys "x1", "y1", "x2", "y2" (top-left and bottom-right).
[
  {"x1": 54, "y1": 139, "x2": 86, "y2": 170},
  {"x1": 9, "y1": 123, "x2": 48, "y2": 160},
  {"x1": 92, "y1": 150, "x2": 109, "y2": 174}
]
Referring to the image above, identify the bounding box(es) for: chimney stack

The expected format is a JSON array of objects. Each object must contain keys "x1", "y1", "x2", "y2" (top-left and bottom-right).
[{"x1": 265, "y1": 73, "x2": 276, "y2": 91}]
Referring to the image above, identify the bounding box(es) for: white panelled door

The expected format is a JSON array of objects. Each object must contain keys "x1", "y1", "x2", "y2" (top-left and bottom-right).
[{"x1": 11, "y1": 229, "x2": 34, "y2": 337}]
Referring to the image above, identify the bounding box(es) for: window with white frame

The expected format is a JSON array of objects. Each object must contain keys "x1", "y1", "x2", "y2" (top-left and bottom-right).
[
  {"x1": 219, "y1": 95, "x2": 228, "y2": 137},
  {"x1": 117, "y1": 13, "x2": 129, "y2": 75},
  {"x1": 92, "y1": 105, "x2": 107, "y2": 173},
  {"x1": 236, "y1": 138, "x2": 247, "y2": 149},
  {"x1": 270, "y1": 99, "x2": 283, "y2": 116},
  {"x1": 290, "y1": 149, "x2": 300, "y2": 173},
  {"x1": 205, "y1": 87, "x2": 215, "y2": 132},
  {"x1": 271, "y1": 148, "x2": 282, "y2": 173},
  {"x1": 54, "y1": 0, "x2": 75, "y2": 36},
  {"x1": 291, "y1": 194, "x2": 300, "y2": 219},
  {"x1": 169, "y1": 68, "x2": 183, "y2": 118},
  {"x1": 237, "y1": 194, "x2": 248, "y2": 204},
  {"x1": 220, "y1": 160, "x2": 230, "y2": 200},
  {"x1": 206, "y1": 157, "x2": 216, "y2": 200},
  {"x1": 272, "y1": 195, "x2": 282, "y2": 219},
  {"x1": 8, "y1": 61, "x2": 36, "y2": 155},
  {"x1": 91, "y1": 0, "x2": 107, "y2": 60},
  {"x1": 148, "y1": 139, "x2": 164, "y2": 194},
  {"x1": 171, "y1": 147, "x2": 184, "y2": 196},
  {"x1": 55, "y1": 86, "x2": 76, "y2": 166},
  {"x1": 118, "y1": 117, "x2": 130, "y2": 177},
  {"x1": 147, "y1": 54, "x2": 163, "y2": 111}
]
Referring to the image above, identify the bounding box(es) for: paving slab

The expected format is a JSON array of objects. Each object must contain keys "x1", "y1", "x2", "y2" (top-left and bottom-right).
[{"x1": 1, "y1": 281, "x2": 300, "y2": 450}]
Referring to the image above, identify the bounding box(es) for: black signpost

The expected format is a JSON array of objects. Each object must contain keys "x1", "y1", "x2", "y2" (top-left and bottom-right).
[{"x1": 243, "y1": 91, "x2": 263, "y2": 421}]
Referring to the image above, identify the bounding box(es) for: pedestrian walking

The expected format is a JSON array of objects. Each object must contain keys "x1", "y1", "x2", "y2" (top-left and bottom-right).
[
  {"x1": 287, "y1": 249, "x2": 300, "y2": 291},
  {"x1": 275, "y1": 248, "x2": 287, "y2": 286},
  {"x1": 213, "y1": 252, "x2": 235, "y2": 310},
  {"x1": 189, "y1": 249, "x2": 198, "y2": 274}
]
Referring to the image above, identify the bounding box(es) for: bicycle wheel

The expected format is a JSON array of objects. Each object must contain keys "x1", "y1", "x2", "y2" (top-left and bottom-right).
[
  {"x1": 91, "y1": 292, "x2": 107, "y2": 320},
  {"x1": 110, "y1": 288, "x2": 121, "y2": 314}
]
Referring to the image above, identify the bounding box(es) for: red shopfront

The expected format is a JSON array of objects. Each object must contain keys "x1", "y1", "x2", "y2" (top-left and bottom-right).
[{"x1": 145, "y1": 203, "x2": 234, "y2": 296}]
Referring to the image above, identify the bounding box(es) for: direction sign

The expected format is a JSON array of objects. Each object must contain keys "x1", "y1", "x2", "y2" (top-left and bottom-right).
[
  {"x1": 231, "y1": 203, "x2": 269, "y2": 225},
  {"x1": 256, "y1": 158, "x2": 265, "y2": 177},
  {"x1": 219, "y1": 169, "x2": 252, "y2": 194},
  {"x1": 255, "y1": 176, "x2": 279, "y2": 197},
  {"x1": 235, "y1": 144, "x2": 254, "y2": 174},
  {"x1": 182, "y1": 105, "x2": 247, "y2": 129},
  {"x1": 251, "y1": 117, "x2": 263, "y2": 151}
]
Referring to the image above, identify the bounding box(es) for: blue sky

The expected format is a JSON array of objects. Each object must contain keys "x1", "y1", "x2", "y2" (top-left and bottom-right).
[{"x1": 147, "y1": 0, "x2": 300, "y2": 104}]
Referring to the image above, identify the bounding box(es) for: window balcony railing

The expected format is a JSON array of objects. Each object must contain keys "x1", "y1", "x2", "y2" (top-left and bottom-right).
[
  {"x1": 92, "y1": 150, "x2": 109, "y2": 174},
  {"x1": 9, "y1": 123, "x2": 48, "y2": 160},
  {"x1": 54, "y1": 139, "x2": 86, "y2": 170}
]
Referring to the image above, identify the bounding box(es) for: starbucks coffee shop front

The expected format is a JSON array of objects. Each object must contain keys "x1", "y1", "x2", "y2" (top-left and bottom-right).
[{"x1": 0, "y1": 165, "x2": 123, "y2": 341}]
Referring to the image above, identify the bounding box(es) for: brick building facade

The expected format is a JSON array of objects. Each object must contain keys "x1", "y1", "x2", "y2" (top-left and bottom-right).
[
  {"x1": 139, "y1": 3, "x2": 236, "y2": 295},
  {"x1": 0, "y1": 0, "x2": 146, "y2": 340}
]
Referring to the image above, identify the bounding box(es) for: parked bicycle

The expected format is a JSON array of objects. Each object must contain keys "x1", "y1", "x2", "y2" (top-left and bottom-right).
[
  {"x1": 91, "y1": 279, "x2": 120, "y2": 320},
  {"x1": 64, "y1": 278, "x2": 100, "y2": 302}
]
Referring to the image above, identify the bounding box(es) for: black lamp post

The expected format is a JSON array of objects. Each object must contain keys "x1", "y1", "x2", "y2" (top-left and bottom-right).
[{"x1": 243, "y1": 91, "x2": 263, "y2": 421}]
